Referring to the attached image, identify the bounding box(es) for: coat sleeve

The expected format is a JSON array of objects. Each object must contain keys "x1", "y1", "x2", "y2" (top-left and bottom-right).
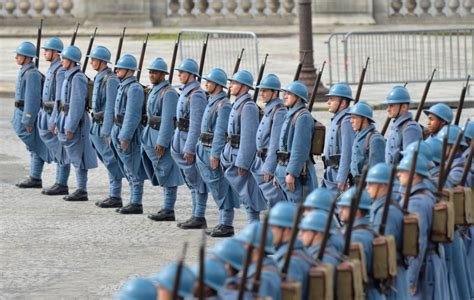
[
  {"x1": 211, "y1": 102, "x2": 231, "y2": 158},
  {"x1": 118, "y1": 83, "x2": 144, "y2": 142},
  {"x1": 156, "y1": 89, "x2": 178, "y2": 148},
  {"x1": 235, "y1": 103, "x2": 259, "y2": 170},
  {"x1": 183, "y1": 91, "x2": 206, "y2": 154},
  {"x1": 21, "y1": 70, "x2": 42, "y2": 126},
  {"x1": 407, "y1": 199, "x2": 429, "y2": 289},
  {"x1": 64, "y1": 74, "x2": 87, "y2": 133},
  {"x1": 369, "y1": 134, "x2": 386, "y2": 168},
  {"x1": 287, "y1": 112, "x2": 313, "y2": 177},
  {"x1": 101, "y1": 76, "x2": 119, "y2": 137},
  {"x1": 336, "y1": 116, "x2": 355, "y2": 184},
  {"x1": 263, "y1": 108, "x2": 286, "y2": 176},
  {"x1": 402, "y1": 122, "x2": 423, "y2": 150},
  {"x1": 49, "y1": 69, "x2": 65, "y2": 128}
]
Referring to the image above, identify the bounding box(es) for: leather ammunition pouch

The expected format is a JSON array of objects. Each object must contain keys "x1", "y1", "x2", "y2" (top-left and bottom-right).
[
  {"x1": 372, "y1": 235, "x2": 398, "y2": 280},
  {"x1": 256, "y1": 148, "x2": 268, "y2": 160},
  {"x1": 402, "y1": 213, "x2": 420, "y2": 257},
  {"x1": 199, "y1": 132, "x2": 214, "y2": 147},
  {"x1": 446, "y1": 186, "x2": 472, "y2": 225},
  {"x1": 15, "y1": 100, "x2": 25, "y2": 110},
  {"x1": 336, "y1": 259, "x2": 364, "y2": 300},
  {"x1": 227, "y1": 134, "x2": 240, "y2": 148},
  {"x1": 349, "y1": 242, "x2": 369, "y2": 284},
  {"x1": 280, "y1": 281, "x2": 302, "y2": 300},
  {"x1": 147, "y1": 115, "x2": 162, "y2": 130},
  {"x1": 114, "y1": 114, "x2": 124, "y2": 128},
  {"x1": 277, "y1": 151, "x2": 290, "y2": 166},
  {"x1": 61, "y1": 103, "x2": 70, "y2": 114},
  {"x1": 308, "y1": 263, "x2": 334, "y2": 300},
  {"x1": 322, "y1": 154, "x2": 341, "y2": 169},
  {"x1": 311, "y1": 121, "x2": 326, "y2": 156},
  {"x1": 431, "y1": 199, "x2": 455, "y2": 243},
  {"x1": 175, "y1": 118, "x2": 189, "y2": 132},
  {"x1": 41, "y1": 101, "x2": 55, "y2": 114},
  {"x1": 91, "y1": 111, "x2": 104, "y2": 125}
]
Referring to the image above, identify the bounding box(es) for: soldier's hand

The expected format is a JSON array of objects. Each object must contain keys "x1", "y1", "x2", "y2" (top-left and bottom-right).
[
  {"x1": 285, "y1": 174, "x2": 295, "y2": 192},
  {"x1": 25, "y1": 125, "x2": 33, "y2": 133},
  {"x1": 51, "y1": 123, "x2": 57, "y2": 135},
  {"x1": 120, "y1": 140, "x2": 129, "y2": 151},
  {"x1": 210, "y1": 156, "x2": 219, "y2": 170},
  {"x1": 155, "y1": 144, "x2": 165, "y2": 158},
  {"x1": 337, "y1": 183, "x2": 349, "y2": 192},
  {"x1": 264, "y1": 172, "x2": 272, "y2": 183},
  {"x1": 238, "y1": 168, "x2": 246, "y2": 176},
  {"x1": 66, "y1": 131, "x2": 74, "y2": 140},
  {"x1": 184, "y1": 152, "x2": 194, "y2": 164},
  {"x1": 104, "y1": 136, "x2": 110, "y2": 145},
  {"x1": 409, "y1": 286, "x2": 417, "y2": 296}
]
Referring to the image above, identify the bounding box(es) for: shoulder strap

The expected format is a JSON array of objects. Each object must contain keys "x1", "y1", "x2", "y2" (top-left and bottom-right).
[
  {"x1": 208, "y1": 97, "x2": 229, "y2": 132},
  {"x1": 291, "y1": 108, "x2": 308, "y2": 127},
  {"x1": 398, "y1": 118, "x2": 411, "y2": 148},
  {"x1": 364, "y1": 128, "x2": 379, "y2": 155},
  {"x1": 49, "y1": 64, "x2": 62, "y2": 102},
  {"x1": 100, "y1": 69, "x2": 114, "y2": 90},
  {"x1": 65, "y1": 69, "x2": 81, "y2": 103},
  {"x1": 335, "y1": 113, "x2": 349, "y2": 154},
  {"x1": 236, "y1": 99, "x2": 253, "y2": 133}
]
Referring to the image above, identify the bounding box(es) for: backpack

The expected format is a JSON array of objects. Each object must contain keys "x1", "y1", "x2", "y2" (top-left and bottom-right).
[{"x1": 291, "y1": 108, "x2": 326, "y2": 156}]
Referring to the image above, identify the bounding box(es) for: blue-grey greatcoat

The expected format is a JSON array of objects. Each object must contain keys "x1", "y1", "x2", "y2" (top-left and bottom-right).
[
  {"x1": 385, "y1": 112, "x2": 422, "y2": 164},
  {"x1": 221, "y1": 276, "x2": 252, "y2": 300},
  {"x1": 13, "y1": 61, "x2": 52, "y2": 163},
  {"x1": 307, "y1": 242, "x2": 341, "y2": 267},
  {"x1": 275, "y1": 102, "x2": 318, "y2": 202},
  {"x1": 246, "y1": 257, "x2": 282, "y2": 300},
  {"x1": 322, "y1": 108, "x2": 354, "y2": 190},
  {"x1": 445, "y1": 154, "x2": 471, "y2": 188},
  {"x1": 251, "y1": 97, "x2": 286, "y2": 207},
  {"x1": 350, "y1": 124, "x2": 385, "y2": 179},
  {"x1": 196, "y1": 91, "x2": 239, "y2": 210},
  {"x1": 221, "y1": 93, "x2": 266, "y2": 211},
  {"x1": 141, "y1": 80, "x2": 183, "y2": 187},
  {"x1": 56, "y1": 66, "x2": 97, "y2": 170}
]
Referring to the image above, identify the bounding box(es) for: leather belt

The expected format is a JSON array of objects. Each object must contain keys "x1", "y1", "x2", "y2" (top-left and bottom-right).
[
  {"x1": 322, "y1": 154, "x2": 341, "y2": 169},
  {"x1": 256, "y1": 148, "x2": 268, "y2": 160},
  {"x1": 14, "y1": 100, "x2": 25, "y2": 110},
  {"x1": 199, "y1": 132, "x2": 214, "y2": 147},
  {"x1": 227, "y1": 134, "x2": 240, "y2": 148},
  {"x1": 41, "y1": 101, "x2": 55, "y2": 114},
  {"x1": 147, "y1": 115, "x2": 161, "y2": 130},
  {"x1": 92, "y1": 111, "x2": 104, "y2": 125},
  {"x1": 175, "y1": 118, "x2": 189, "y2": 132},
  {"x1": 114, "y1": 114, "x2": 124, "y2": 127},
  {"x1": 276, "y1": 151, "x2": 290, "y2": 165}
]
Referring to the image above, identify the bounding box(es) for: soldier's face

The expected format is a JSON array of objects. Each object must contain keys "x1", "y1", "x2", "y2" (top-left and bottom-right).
[
  {"x1": 157, "y1": 286, "x2": 172, "y2": 300},
  {"x1": 205, "y1": 80, "x2": 218, "y2": 94},
  {"x1": 61, "y1": 58, "x2": 73, "y2": 69},
  {"x1": 260, "y1": 89, "x2": 273, "y2": 103},
  {"x1": 387, "y1": 104, "x2": 401, "y2": 118},
  {"x1": 350, "y1": 115, "x2": 363, "y2": 131},
  {"x1": 397, "y1": 170, "x2": 409, "y2": 186},
  {"x1": 366, "y1": 183, "x2": 381, "y2": 199},
  {"x1": 427, "y1": 114, "x2": 445, "y2": 135},
  {"x1": 299, "y1": 230, "x2": 316, "y2": 247},
  {"x1": 15, "y1": 54, "x2": 26, "y2": 66},
  {"x1": 283, "y1": 92, "x2": 298, "y2": 107},
  {"x1": 339, "y1": 206, "x2": 351, "y2": 222},
  {"x1": 178, "y1": 71, "x2": 190, "y2": 84},
  {"x1": 43, "y1": 49, "x2": 53, "y2": 62},
  {"x1": 90, "y1": 58, "x2": 101, "y2": 71},
  {"x1": 229, "y1": 81, "x2": 242, "y2": 96},
  {"x1": 149, "y1": 70, "x2": 163, "y2": 84},
  {"x1": 327, "y1": 96, "x2": 342, "y2": 113},
  {"x1": 116, "y1": 68, "x2": 128, "y2": 79}
]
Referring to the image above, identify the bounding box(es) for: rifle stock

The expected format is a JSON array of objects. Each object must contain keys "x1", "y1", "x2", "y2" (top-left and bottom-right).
[
  {"x1": 136, "y1": 33, "x2": 149, "y2": 82},
  {"x1": 293, "y1": 51, "x2": 307, "y2": 81},
  {"x1": 198, "y1": 230, "x2": 205, "y2": 300},
  {"x1": 414, "y1": 69, "x2": 436, "y2": 122},
  {"x1": 307, "y1": 61, "x2": 326, "y2": 112},
  {"x1": 281, "y1": 202, "x2": 304, "y2": 278},
  {"x1": 454, "y1": 75, "x2": 471, "y2": 125},
  {"x1": 197, "y1": 34, "x2": 210, "y2": 82},
  {"x1": 251, "y1": 212, "x2": 269, "y2": 295},
  {"x1": 114, "y1": 27, "x2": 126, "y2": 72},
  {"x1": 172, "y1": 242, "x2": 188, "y2": 300},
  {"x1": 168, "y1": 33, "x2": 181, "y2": 85},
  {"x1": 252, "y1": 53, "x2": 269, "y2": 102},
  {"x1": 353, "y1": 57, "x2": 370, "y2": 104},
  {"x1": 227, "y1": 48, "x2": 245, "y2": 97},
  {"x1": 35, "y1": 19, "x2": 43, "y2": 68},
  {"x1": 70, "y1": 23, "x2": 80, "y2": 46},
  {"x1": 81, "y1": 27, "x2": 98, "y2": 73}
]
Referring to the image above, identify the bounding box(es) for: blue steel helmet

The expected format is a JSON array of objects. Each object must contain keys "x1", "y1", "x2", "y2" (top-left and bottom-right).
[
  {"x1": 60, "y1": 45, "x2": 82, "y2": 64},
  {"x1": 256, "y1": 73, "x2": 281, "y2": 90},
  {"x1": 337, "y1": 186, "x2": 372, "y2": 210},
  {"x1": 269, "y1": 202, "x2": 296, "y2": 228},
  {"x1": 402, "y1": 141, "x2": 433, "y2": 162},
  {"x1": 397, "y1": 153, "x2": 430, "y2": 178},
  {"x1": 115, "y1": 54, "x2": 137, "y2": 71},
  {"x1": 281, "y1": 80, "x2": 309, "y2": 102},
  {"x1": 423, "y1": 103, "x2": 453, "y2": 124},
  {"x1": 88, "y1": 45, "x2": 111, "y2": 63},
  {"x1": 175, "y1": 58, "x2": 200, "y2": 77},
  {"x1": 385, "y1": 85, "x2": 411, "y2": 104},
  {"x1": 235, "y1": 222, "x2": 274, "y2": 254},
  {"x1": 425, "y1": 137, "x2": 443, "y2": 164},
  {"x1": 149, "y1": 263, "x2": 196, "y2": 298},
  {"x1": 349, "y1": 101, "x2": 375, "y2": 123},
  {"x1": 147, "y1": 57, "x2": 169, "y2": 74},
  {"x1": 116, "y1": 278, "x2": 157, "y2": 300},
  {"x1": 229, "y1": 70, "x2": 254, "y2": 90},
  {"x1": 299, "y1": 210, "x2": 335, "y2": 233},
  {"x1": 203, "y1": 68, "x2": 227, "y2": 88},
  {"x1": 191, "y1": 258, "x2": 227, "y2": 292},
  {"x1": 326, "y1": 82, "x2": 353, "y2": 100},
  {"x1": 15, "y1": 41, "x2": 37, "y2": 58},
  {"x1": 303, "y1": 188, "x2": 335, "y2": 212},
  {"x1": 366, "y1": 163, "x2": 392, "y2": 185},
  {"x1": 209, "y1": 238, "x2": 245, "y2": 271},
  {"x1": 436, "y1": 125, "x2": 467, "y2": 147},
  {"x1": 41, "y1": 37, "x2": 64, "y2": 52},
  {"x1": 464, "y1": 121, "x2": 474, "y2": 141}
]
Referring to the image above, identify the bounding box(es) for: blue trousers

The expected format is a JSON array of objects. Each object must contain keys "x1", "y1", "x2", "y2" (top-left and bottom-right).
[
  {"x1": 191, "y1": 189, "x2": 207, "y2": 217},
  {"x1": 29, "y1": 152, "x2": 45, "y2": 180},
  {"x1": 55, "y1": 163, "x2": 70, "y2": 186},
  {"x1": 75, "y1": 168, "x2": 88, "y2": 192},
  {"x1": 219, "y1": 208, "x2": 235, "y2": 226},
  {"x1": 162, "y1": 186, "x2": 178, "y2": 211}
]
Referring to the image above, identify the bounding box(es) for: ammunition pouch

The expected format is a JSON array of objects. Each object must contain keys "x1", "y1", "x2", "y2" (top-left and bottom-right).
[
  {"x1": 349, "y1": 242, "x2": 369, "y2": 284},
  {"x1": 227, "y1": 134, "x2": 240, "y2": 148},
  {"x1": 372, "y1": 235, "x2": 398, "y2": 280},
  {"x1": 147, "y1": 115, "x2": 162, "y2": 130},
  {"x1": 114, "y1": 114, "x2": 124, "y2": 128},
  {"x1": 15, "y1": 100, "x2": 25, "y2": 110},
  {"x1": 175, "y1": 118, "x2": 189, "y2": 132},
  {"x1": 322, "y1": 154, "x2": 341, "y2": 169},
  {"x1": 311, "y1": 121, "x2": 326, "y2": 156},
  {"x1": 446, "y1": 187, "x2": 472, "y2": 225},
  {"x1": 256, "y1": 148, "x2": 268, "y2": 160},
  {"x1": 336, "y1": 259, "x2": 364, "y2": 300},
  {"x1": 280, "y1": 281, "x2": 302, "y2": 300},
  {"x1": 308, "y1": 263, "x2": 334, "y2": 300},
  {"x1": 91, "y1": 111, "x2": 104, "y2": 125},
  {"x1": 61, "y1": 103, "x2": 70, "y2": 114},
  {"x1": 41, "y1": 101, "x2": 55, "y2": 114},
  {"x1": 431, "y1": 199, "x2": 455, "y2": 243},
  {"x1": 277, "y1": 151, "x2": 290, "y2": 166},
  {"x1": 402, "y1": 213, "x2": 420, "y2": 257},
  {"x1": 199, "y1": 132, "x2": 214, "y2": 147}
]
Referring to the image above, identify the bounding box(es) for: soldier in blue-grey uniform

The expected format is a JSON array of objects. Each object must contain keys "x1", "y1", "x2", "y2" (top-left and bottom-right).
[
  {"x1": 269, "y1": 202, "x2": 314, "y2": 299},
  {"x1": 462, "y1": 121, "x2": 474, "y2": 286},
  {"x1": 397, "y1": 154, "x2": 449, "y2": 299},
  {"x1": 37, "y1": 37, "x2": 71, "y2": 195},
  {"x1": 322, "y1": 83, "x2": 355, "y2": 192},
  {"x1": 110, "y1": 54, "x2": 147, "y2": 214},
  {"x1": 348, "y1": 101, "x2": 385, "y2": 184},
  {"x1": 149, "y1": 263, "x2": 196, "y2": 300},
  {"x1": 171, "y1": 58, "x2": 208, "y2": 229},
  {"x1": 366, "y1": 163, "x2": 408, "y2": 300},
  {"x1": 13, "y1": 41, "x2": 53, "y2": 188},
  {"x1": 275, "y1": 81, "x2": 318, "y2": 202},
  {"x1": 116, "y1": 277, "x2": 157, "y2": 300},
  {"x1": 54, "y1": 45, "x2": 98, "y2": 201},
  {"x1": 141, "y1": 57, "x2": 184, "y2": 221},
  {"x1": 338, "y1": 187, "x2": 385, "y2": 300},
  {"x1": 191, "y1": 258, "x2": 227, "y2": 299},
  {"x1": 221, "y1": 70, "x2": 266, "y2": 223},
  {"x1": 250, "y1": 74, "x2": 286, "y2": 207},
  {"x1": 385, "y1": 86, "x2": 423, "y2": 164},
  {"x1": 196, "y1": 68, "x2": 239, "y2": 237},
  {"x1": 86, "y1": 46, "x2": 124, "y2": 208},
  {"x1": 423, "y1": 103, "x2": 453, "y2": 138}
]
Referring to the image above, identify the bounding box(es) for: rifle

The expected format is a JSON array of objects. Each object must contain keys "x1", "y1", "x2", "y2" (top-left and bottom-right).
[
  {"x1": 353, "y1": 57, "x2": 370, "y2": 104},
  {"x1": 198, "y1": 230, "x2": 206, "y2": 300},
  {"x1": 238, "y1": 231, "x2": 257, "y2": 300},
  {"x1": 307, "y1": 61, "x2": 326, "y2": 112},
  {"x1": 70, "y1": 23, "x2": 80, "y2": 46},
  {"x1": 168, "y1": 33, "x2": 181, "y2": 85},
  {"x1": 251, "y1": 212, "x2": 269, "y2": 295},
  {"x1": 114, "y1": 27, "x2": 126, "y2": 72},
  {"x1": 378, "y1": 155, "x2": 399, "y2": 235},
  {"x1": 461, "y1": 141, "x2": 474, "y2": 186},
  {"x1": 35, "y1": 19, "x2": 43, "y2": 68},
  {"x1": 293, "y1": 51, "x2": 307, "y2": 81},
  {"x1": 136, "y1": 33, "x2": 149, "y2": 82},
  {"x1": 402, "y1": 146, "x2": 420, "y2": 211},
  {"x1": 172, "y1": 242, "x2": 188, "y2": 300},
  {"x1": 437, "y1": 135, "x2": 449, "y2": 193},
  {"x1": 81, "y1": 27, "x2": 98, "y2": 73},
  {"x1": 381, "y1": 81, "x2": 409, "y2": 137},
  {"x1": 317, "y1": 195, "x2": 338, "y2": 261},
  {"x1": 454, "y1": 75, "x2": 471, "y2": 125},
  {"x1": 281, "y1": 202, "x2": 304, "y2": 279},
  {"x1": 197, "y1": 34, "x2": 210, "y2": 82},
  {"x1": 414, "y1": 69, "x2": 436, "y2": 122},
  {"x1": 252, "y1": 53, "x2": 269, "y2": 102},
  {"x1": 442, "y1": 127, "x2": 465, "y2": 185},
  {"x1": 228, "y1": 48, "x2": 245, "y2": 97}
]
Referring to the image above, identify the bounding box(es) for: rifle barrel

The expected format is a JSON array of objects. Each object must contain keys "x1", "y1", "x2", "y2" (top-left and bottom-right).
[
  {"x1": 238, "y1": 232, "x2": 256, "y2": 300},
  {"x1": 461, "y1": 141, "x2": 474, "y2": 186},
  {"x1": 198, "y1": 230, "x2": 205, "y2": 300},
  {"x1": 172, "y1": 242, "x2": 188, "y2": 300},
  {"x1": 114, "y1": 27, "x2": 126, "y2": 72},
  {"x1": 281, "y1": 202, "x2": 304, "y2": 277},
  {"x1": 197, "y1": 34, "x2": 210, "y2": 82},
  {"x1": 317, "y1": 196, "x2": 338, "y2": 261},
  {"x1": 380, "y1": 117, "x2": 391, "y2": 137},
  {"x1": 443, "y1": 129, "x2": 465, "y2": 185},
  {"x1": 227, "y1": 48, "x2": 245, "y2": 97},
  {"x1": 168, "y1": 33, "x2": 181, "y2": 85},
  {"x1": 35, "y1": 19, "x2": 43, "y2": 68},
  {"x1": 414, "y1": 69, "x2": 436, "y2": 122},
  {"x1": 308, "y1": 61, "x2": 326, "y2": 112},
  {"x1": 252, "y1": 212, "x2": 269, "y2": 295},
  {"x1": 379, "y1": 155, "x2": 399, "y2": 235},
  {"x1": 70, "y1": 22, "x2": 80, "y2": 46},
  {"x1": 437, "y1": 135, "x2": 449, "y2": 193},
  {"x1": 402, "y1": 149, "x2": 419, "y2": 211},
  {"x1": 454, "y1": 75, "x2": 470, "y2": 125},
  {"x1": 353, "y1": 57, "x2": 370, "y2": 104},
  {"x1": 136, "y1": 33, "x2": 149, "y2": 82},
  {"x1": 82, "y1": 27, "x2": 97, "y2": 73},
  {"x1": 293, "y1": 51, "x2": 307, "y2": 81},
  {"x1": 253, "y1": 53, "x2": 269, "y2": 102}
]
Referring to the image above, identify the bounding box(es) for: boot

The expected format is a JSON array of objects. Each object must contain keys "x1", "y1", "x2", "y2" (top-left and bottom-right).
[
  {"x1": 180, "y1": 216, "x2": 207, "y2": 229},
  {"x1": 63, "y1": 189, "x2": 88, "y2": 201},
  {"x1": 16, "y1": 177, "x2": 42, "y2": 189},
  {"x1": 148, "y1": 209, "x2": 175, "y2": 221},
  {"x1": 210, "y1": 224, "x2": 235, "y2": 238},
  {"x1": 42, "y1": 183, "x2": 69, "y2": 196},
  {"x1": 116, "y1": 203, "x2": 143, "y2": 214},
  {"x1": 95, "y1": 197, "x2": 122, "y2": 208}
]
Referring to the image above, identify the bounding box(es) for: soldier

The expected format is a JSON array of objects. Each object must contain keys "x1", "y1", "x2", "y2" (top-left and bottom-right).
[
  {"x1": 365, "y1": 163, "x2": 408, "y2": 300},
  {"x1": 171, "y1": 58, "x2": 208, "y2": 229},
  {"x1": 268, "y1": 202, "x2": 314, "y2": 299},
  {"x1": 384, "y1": 85, "x2": 423, "y2": 164},
  {"x1": 149, "y1": 263, "x2": 196, "y2": 300},
  {"x1": 116, "y1": 277, "x2": 157, "y2": 300},
  {"x1": 110, "y1": 54, "x2": 147, "y2": 214},
  {"x1": 397, "y1": 154, "x2": 449, "y2": 299},
  {"x1": 250, "y1": 74, "x2": 286, "y2": 207},
  {"x1": 322, "y1": 83, "x2": 355, "y2": 192},
  {"x1": 87, "y1": 46, "x2": 124, "y2": 208},
  {"x1": 463, "y1": 121, "x2": 474, "y2": 188},
  {"x1": 275, "y1": 81, "x2": 318, "y2": 202},
  {"x1": 54, "y1": 46, "x2": 98, "y2": 201},
  {"x1": 348, "y1": 101, "x2": 385, "y2": 185},
  {"x1": 423, "y1": 103, "x2": 453, "y2": 137},
  {"x1": 221, "y1": 70, "x2": 266, "y2": 223},
  {"x1": 196, "y1": 68, "x2": 239, "y2": 237},
  {"x1": 13, "y1": 41, "x2": 52, "y2": 188},
  {"x1": 191, "y1": 258, "x2": 227, "y2": 299},
  {"x1": 37, "y1": 37, "x2": 71, "y2": 196},
  {"x1": 141, "y1": 58, "x2": 184, "y2": 221}
]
